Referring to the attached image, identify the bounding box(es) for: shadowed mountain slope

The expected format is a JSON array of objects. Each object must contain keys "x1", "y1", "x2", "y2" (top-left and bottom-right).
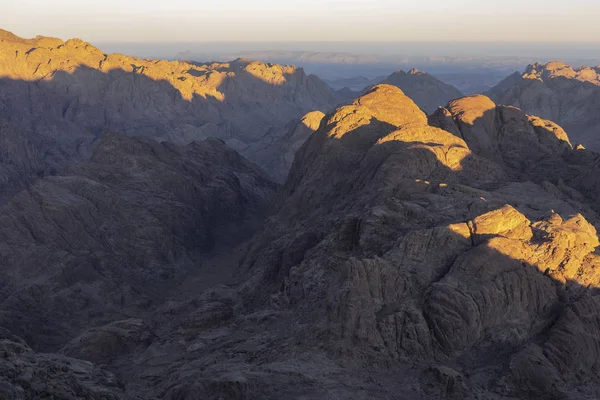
[
  {"x1": 380, "y1": 68, "x2": 464, "y2": 113},
  {"x1": 4, "y1": 31, "x2": 600, "y2": 397},
  {"x1": 0, "y1": 132, "x2": 277, "y2": 354},
  {"x1": 17, "y1": 85, "x2": 600, "y2": 398},
  {"x1": 0, "y1": 30, "x2": 337, "y2": 196},
  {"x1": 488, "y1": 61, "x2": 600, "y2": 150},
  {"x1": 244, "y1": 110, "x2": 326, "y2": 183}
]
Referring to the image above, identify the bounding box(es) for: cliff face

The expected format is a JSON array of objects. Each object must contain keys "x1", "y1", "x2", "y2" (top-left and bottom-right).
[
  {"x1": 0, "y1": 31, "x2": 337, "y2": 196},
  {"x1": 488, "y1": 61, "x2": 600, "y2": 150}
]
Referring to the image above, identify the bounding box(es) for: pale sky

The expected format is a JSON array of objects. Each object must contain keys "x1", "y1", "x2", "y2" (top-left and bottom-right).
[{"x1": 3, "y1": 0, "x2": 600, "y2": 42}]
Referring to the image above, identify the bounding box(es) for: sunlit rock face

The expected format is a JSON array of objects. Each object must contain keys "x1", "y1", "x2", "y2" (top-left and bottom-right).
[
  {"x1": 335, "y1": 69, "x2": 465, "y2": 115},
  {"x1": 0, "y1": 30, "x2": 336, "y2": 198},
  {"x1": 224, "y1": 85, "x2": 600, "y2": 398},
  {"x1": 488, "y1": 61, "x2": 600, "y2": 151}
]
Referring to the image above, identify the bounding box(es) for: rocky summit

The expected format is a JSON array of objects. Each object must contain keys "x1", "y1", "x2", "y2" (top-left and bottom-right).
[
  {"x1": 488, "y1": 61, "x2": 600, "y2": 151},
  {"x1": 334, "y1": 68, "x2": 464, "y2": 115}
]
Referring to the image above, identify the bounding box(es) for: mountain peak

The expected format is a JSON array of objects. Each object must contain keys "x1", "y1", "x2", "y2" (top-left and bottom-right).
[
  {"x1": 544, "y1": 61, "x2": 570, "y2": 71},
  {"x1": 0, "y1": 29, "x2": 23, "y2": 41},
  {"x1": 353, "y1": 84, "x2": 427, "y2": 127},
  {"x1": 0, "y1": 29, "x2": 64, "y2": 48},
  {"x1": 391, "y1": 68, "x2": 424, "y2": 76},
  {"x1": 522, "y1": 61, "x2": 599, "y2": 85},
  {"x1": 300, "y1": 110, "x2": 326, "y2": 130},
  {"x1": 380, "y1": 68, "x2": 464, "y2": 113},
  {"x1": 446, "y1": 94, "x2": 497, "y2": 124}
]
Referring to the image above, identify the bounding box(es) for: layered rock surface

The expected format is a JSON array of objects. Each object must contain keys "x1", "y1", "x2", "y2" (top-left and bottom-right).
[
  {"x1": 488, "y1": 61, "x2": 600, "y2": 150},
  {"x1": 0, "y1": 30, "x2": 336, "y2": 196}
]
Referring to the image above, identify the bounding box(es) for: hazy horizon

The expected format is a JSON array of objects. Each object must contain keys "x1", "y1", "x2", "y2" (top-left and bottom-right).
[
  {"x1": 5, "y1": 0, "x2": 600, "y2": 43},
  {"x1": 4, "y1": 1, "x2": 600, "y2": 87},
  {"x1": 94, "y1": 41, "x2": 600, "y2": 60}
]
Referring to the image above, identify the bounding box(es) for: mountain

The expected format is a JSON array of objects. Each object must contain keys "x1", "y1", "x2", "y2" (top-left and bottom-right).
[
  {"x1": 14, "y1": 85, "x2": 598, "y2": 398},
  {"x1": 177, "y1": 50, "x2": 383, "y2": 67},
  {"x1": 332, "y1": 68, "x2": 466, "y2": 113},
  {"x1": 435, "y1": 71, "x2": 509, "y2": 95},
  {"x1": 488, "y1": 61, "x2": 600, "y2": 150},
  {"x1": 0, "y1": 30, "x2": 337, "y2": 194},
  {"x1": 212, "y1": 86, "x2": 600, "y2": 398},
  {"x1": 379, "y1": 68, "x2": 464, "y2": 113},
  {"x1": 4, "y1": 29, "x2": 600, "y2": 399},
  {"x1": 172, "y1": 46, "x2": 596, "y2": 83}
]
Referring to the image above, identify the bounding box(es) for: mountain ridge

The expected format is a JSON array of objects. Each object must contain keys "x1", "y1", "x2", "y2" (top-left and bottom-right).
[
  {"x1": 0, "y1": 29, "x2": 338, "y2": 195},
  {"x1": 488, "y1": 60, "x2": 600, "y2": 150}
]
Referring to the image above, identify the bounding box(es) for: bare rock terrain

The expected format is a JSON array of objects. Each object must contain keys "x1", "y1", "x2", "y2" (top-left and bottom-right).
[
  {"x1": 334, "y1": 69, "x2": 465, "y2": 115},
  {"x1": 10, "y1": 85, "x2": 596, "y2": 399},
  {"x1": 244, "y1": 110, "x2": 326, "y2": 183},
  {"x1": 184, "y1": 85, "x2": 600, "y2": 399},
  {"x1": 0, "y1": 132, "x2": 276, "y2": 354},
  {"x1": 488, "y1": 61, "x2": 600, "y2": 150},
  {"x1": 0, "y1": 30, "x2": 336, "y2": 195},
  {"x1": 3, "y1": 30, "x2": 600, "y2": 399}
]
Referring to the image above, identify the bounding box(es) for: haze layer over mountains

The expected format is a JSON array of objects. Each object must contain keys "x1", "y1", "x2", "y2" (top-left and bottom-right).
[{"x1": 2, "y1": 29, "x2": 600, "y2": 400}]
